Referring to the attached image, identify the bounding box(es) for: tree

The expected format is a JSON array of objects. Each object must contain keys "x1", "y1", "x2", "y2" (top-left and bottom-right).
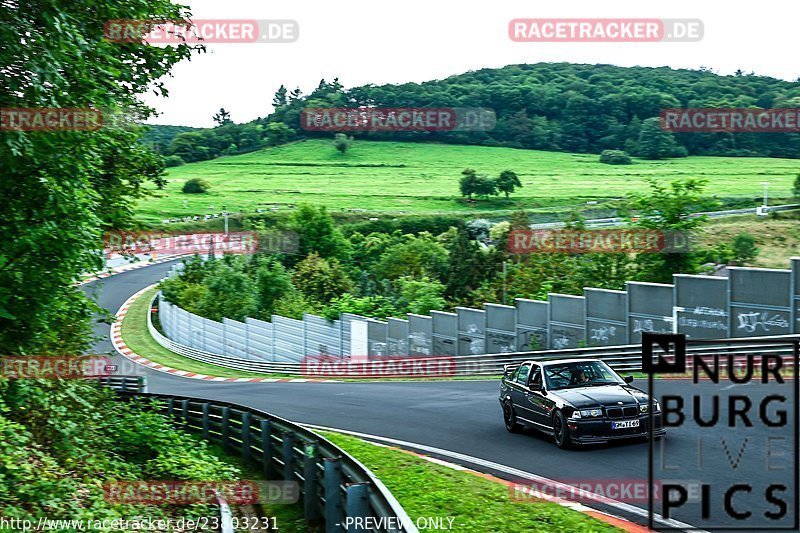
[
  {"x1": 198, "y1": 266, "x2": 258, "y2": 321},
  {"x1": 292, "y1": 253, "x2": 353, "y2": 304},
  {"x1": 182, "y1": 178, "x2": 210, "y2": 194},
  {"x1": 731, "y1": 233, "x2": 759, "y2": 265},
  {"x1": 599, "y1": 150, "x2": 632, "y2": 165},
  {"x1": 291, "y1": 204, "x2": 351, "y2": 260},
  {"x1": 444, "y1": 228, "x2": 495, "y2": 300},
  {"x1": 322, "y1": 294, "x2": 398, "y2": 321},
  {"x1": 333, "y1": 133, "x2": 351, "y2": 154},
  {"x1": 496, "y1": 170, "x2": 522, "y2": 198},
  {"x1": 212, "y1": 107, "x2": 232, "y2": 126},
  {"x1": 165, "y1": 155, "x2": 185, "y2": 167},
  {"x1": 255, "y1": 258, "x2": 295, "y2": 316},
  {"x1": 626, "y1": 178, "x2": 717, "y2": 280},
  {"x1": 374, "y1": 234, "x2": 449, "y2": 280},
  {"x1": 459, "y1": 168, "x2": 478, "y2": 199},
  {"x1": 272, "y1": 85, "x2": 288, "y2": 108},
  {"x1": 635, "y1": 117, "x2": 688, "y2": 159},
  {"x1": 1, "y1": 0, "x2": 194, "y2": 354},
  {"x1": 265, "y1": 122, "x2": 292, "y2": 146},
  {"x1": 169, "y1": 131, "x2": 211, "y2": 162},
  {"x1": 473, "y1": 175, "x2": 498, "y2": 198},
  {"x1": 394, "y1": 276, "x2": 447, "y2": 315}
]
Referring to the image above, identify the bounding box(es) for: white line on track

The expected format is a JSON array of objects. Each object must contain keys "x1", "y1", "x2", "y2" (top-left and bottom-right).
[{"x1": 302, "y1": 423, "x2": 704, "y2": 531}]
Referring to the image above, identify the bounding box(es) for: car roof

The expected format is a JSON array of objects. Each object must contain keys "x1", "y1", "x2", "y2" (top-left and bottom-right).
[{"x1": 527, "y1": 358, "x2": 602, "y2": 366}]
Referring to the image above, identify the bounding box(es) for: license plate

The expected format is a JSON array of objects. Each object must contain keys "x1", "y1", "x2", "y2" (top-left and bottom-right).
[{"x1": 612, "y1": 419, "x2": 640, "y2": 429}]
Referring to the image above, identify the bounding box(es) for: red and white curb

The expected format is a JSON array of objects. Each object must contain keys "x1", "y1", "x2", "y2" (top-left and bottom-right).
[{"x1": 111, "y1": 285, "x2": 338, "y2": 383}]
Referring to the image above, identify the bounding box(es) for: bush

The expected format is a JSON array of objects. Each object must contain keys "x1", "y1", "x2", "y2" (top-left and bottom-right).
[
  {"x1": 732, "y1": 233, "x2": 759, "y2": 265},
  {"x1": 599, "y1": 150, "x2": 632, "y2": 165},
  {"x1": 164, "y1": 155, "x2": 185, "y2": 167},
  {"x1": 182, "y1": 177, "x2": 210, "y2": 194}
]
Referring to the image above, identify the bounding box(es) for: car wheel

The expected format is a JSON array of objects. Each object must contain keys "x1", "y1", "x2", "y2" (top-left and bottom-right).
[
  {"x1": 552, "y1": 410, "x2": 572, "y2": 449},
  {"x1": 503, "y1": 401, "x2": 522, "y2": 433}
]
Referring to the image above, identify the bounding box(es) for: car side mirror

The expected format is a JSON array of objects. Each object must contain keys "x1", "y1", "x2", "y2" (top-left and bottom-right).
[
  {"x1": 624, "y1": 375, "x2": 634, "y2": 384},
  {"x1": 529, "y1": 382, "x2": 543, "y2": 392}
]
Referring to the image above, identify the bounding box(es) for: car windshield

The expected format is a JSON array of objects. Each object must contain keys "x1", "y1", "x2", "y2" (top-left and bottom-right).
[{"x1": 543, "y1": 361, "x2": 625, "y2": 390}]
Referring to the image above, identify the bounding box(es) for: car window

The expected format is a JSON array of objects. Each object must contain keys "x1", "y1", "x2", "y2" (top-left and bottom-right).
[
  {"x1": 515, "y1": 364, "x2": 531, "y2": 385},
  {"x1": 543, "y1": 360, "x2": 624, "y2": 390}
]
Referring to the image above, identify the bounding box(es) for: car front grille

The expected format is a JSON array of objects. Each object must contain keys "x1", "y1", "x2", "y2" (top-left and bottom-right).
[{"x1": 606, "y1": 406, "x2": 639, "y2": 419}]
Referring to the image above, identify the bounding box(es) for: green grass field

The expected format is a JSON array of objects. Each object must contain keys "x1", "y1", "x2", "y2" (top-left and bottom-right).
[
  {"x1": 135, "y1": 139, "x2": 799, "y2": 224},
  {"x1": 320, "y1": 431, "x2": 620, "y2": 532}
]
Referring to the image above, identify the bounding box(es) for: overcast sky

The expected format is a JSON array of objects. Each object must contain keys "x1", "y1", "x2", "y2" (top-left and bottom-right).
[{"x1": 141, "y1": 0, "x2": 800, "y2": 128}]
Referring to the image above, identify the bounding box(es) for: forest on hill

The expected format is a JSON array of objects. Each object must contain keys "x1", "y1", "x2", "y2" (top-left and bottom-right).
[{"x1": 150, "y1": 62, "x2": 800, "y2": 164}]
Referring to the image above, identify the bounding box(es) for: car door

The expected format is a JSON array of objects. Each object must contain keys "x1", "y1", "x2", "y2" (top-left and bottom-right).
[
  {"x1": 509, "y1": 363, "x2": 531, "y2": 419},
  {"x1": 511, "y1": 363, "x2": 539, "y2": 424},
  {"x1": 520, "y1": 365, "x2": 552, "y2": 429}
]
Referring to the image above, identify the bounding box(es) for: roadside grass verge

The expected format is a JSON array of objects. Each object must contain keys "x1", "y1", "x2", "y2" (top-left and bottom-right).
[
  {"x1": 320, "y1": 431, "x2": 621, "y2": 532},
  {"x1": 120, "y1": 286, "x2": 290, "y2": 379}
]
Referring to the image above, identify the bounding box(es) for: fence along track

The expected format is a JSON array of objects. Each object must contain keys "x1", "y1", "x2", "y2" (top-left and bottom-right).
[{"x1": 144, "y1": 289, "x2": 799, "y2": 377}]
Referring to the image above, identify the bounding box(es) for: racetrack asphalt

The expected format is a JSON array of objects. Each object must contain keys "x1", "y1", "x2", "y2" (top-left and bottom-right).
[{"x1": 85, "y1": 261, "x2": 798, "y2": 530}]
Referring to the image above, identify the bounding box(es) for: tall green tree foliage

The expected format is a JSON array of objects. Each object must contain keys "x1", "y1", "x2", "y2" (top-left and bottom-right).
[
  {"x1": 290, "y1": 204, "x2": 351, "y2": 260},
  {"x1": 626, "y1": 178, "x2": 716, "y2": 281},
  {"x1": 1, "y1": 0, "x2": 196, "y2": 355},
  {"x1": 496, "y1": 170, "x2": 522, "y2": 198}
]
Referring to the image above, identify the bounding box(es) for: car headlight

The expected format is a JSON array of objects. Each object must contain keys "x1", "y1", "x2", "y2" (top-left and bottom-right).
[
  {"x1": 578, "y1": 408, "x2": 602, "y2": 418},
  {"x1": 640, "y1": 401, "x2": 661, "y2": 413}
]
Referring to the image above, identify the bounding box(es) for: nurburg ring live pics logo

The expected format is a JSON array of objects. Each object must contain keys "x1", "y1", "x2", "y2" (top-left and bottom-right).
[{"x1": 643, "y1": 333, "x2": 799, "y2": 531}]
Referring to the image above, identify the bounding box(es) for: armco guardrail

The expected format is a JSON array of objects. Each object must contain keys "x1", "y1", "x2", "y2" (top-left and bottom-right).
[
  {"x1": 144, "y1": 292, "x2": 799, "y2": 376},
  {"x1": 529, "y1": 204, "x2": 800, "y2": 229},
  {"x1": 97, "y1": 375, "x2": 148, "y2": 392},
  {"x1": 111, "y1": 390, "x2": 418, "y2": 533}
]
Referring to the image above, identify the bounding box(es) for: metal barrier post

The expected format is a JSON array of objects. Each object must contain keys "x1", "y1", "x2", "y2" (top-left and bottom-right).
[
  {"x1": 303, "y1": 443, "x2": 320, "y2": 520},
  {"x1": 241, "y1": 412, "x2": 252, "y2": 463},
  {"x1": 324, "y1": 457, "x2": 343, "y2": 532},
  {"x1": 220, "y1": 406, "x2": 231, "y2": 449},
  {"x1": 167, "y1": 398, "x2": 174, "y2": 418},
  {"x1": 202, "y1": 403, "x2": 210, "y2": 440},
  {"x1": 282, "y1": 432, "x2": 295, "y2": 482},
  {"x1": 181, "y1": 399, "x2": 188, "y2": 425},
  {"x1": 260, "y1": 419, "x2": 273, "y2": 478},
  {"x1": 345, "y1": 483, "x2": 369, "y2": 533}
]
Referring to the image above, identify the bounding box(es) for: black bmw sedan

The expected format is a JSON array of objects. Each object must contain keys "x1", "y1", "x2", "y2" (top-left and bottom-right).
[{"x1": 499, "y1": 358, "x2": 665, "y2": 449}]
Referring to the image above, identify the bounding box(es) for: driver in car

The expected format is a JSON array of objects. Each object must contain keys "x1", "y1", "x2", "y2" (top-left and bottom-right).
[{"x1": 573, "y1": 369, "x2": 591, "y2": 384}]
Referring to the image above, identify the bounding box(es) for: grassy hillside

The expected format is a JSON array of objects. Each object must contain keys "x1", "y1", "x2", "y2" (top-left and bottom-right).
[
  {"x1": 135, "y1": 140, "x2": 799, "y2": 224},
  {"x1": 700, "y1": 212, "x2": 800, "y2": 269}
]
